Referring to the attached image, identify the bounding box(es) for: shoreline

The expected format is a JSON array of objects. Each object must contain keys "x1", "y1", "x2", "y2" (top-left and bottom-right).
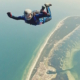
[{"x1": 24, "y1": 16, "x2": 72, "y2": 80}]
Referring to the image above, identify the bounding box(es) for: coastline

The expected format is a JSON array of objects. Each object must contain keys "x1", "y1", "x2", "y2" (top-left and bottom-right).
[{"x1": 23, "y1": 16, "x2": 71, "y2": 80}]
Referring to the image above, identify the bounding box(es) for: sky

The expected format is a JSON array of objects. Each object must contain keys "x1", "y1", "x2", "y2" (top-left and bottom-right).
[
  {"x1": 1, "y1": 0, "x2": 80, "y2": 23},
  {"x1": 1, "y1": 0, "x2": 80, "y2": 14}
]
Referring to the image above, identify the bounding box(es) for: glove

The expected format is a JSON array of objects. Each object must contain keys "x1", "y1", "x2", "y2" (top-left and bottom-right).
[{"x1": 7, "y1": 12, "x2": 12, "y2": 18}]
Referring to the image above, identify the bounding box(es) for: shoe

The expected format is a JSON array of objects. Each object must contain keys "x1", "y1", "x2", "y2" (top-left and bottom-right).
[
  {"x1": 40, "y1": 6, "x2": 45, "y2": 12},
  {"x1": 42, "y1": 6, "x2": 45, "y2": 10},
  {"x1": 44, "y1": 3, "x2": 52, "y2": 7}
]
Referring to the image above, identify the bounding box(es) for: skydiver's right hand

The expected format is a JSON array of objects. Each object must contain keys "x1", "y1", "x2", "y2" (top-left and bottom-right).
[{"x1": 7, "y1": 12, "x2": 12, "y2": 18}]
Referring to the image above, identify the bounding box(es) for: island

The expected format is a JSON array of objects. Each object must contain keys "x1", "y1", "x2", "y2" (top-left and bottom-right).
[{"x1": 25, "y1": 16, "x2": 80, "y2": 80}]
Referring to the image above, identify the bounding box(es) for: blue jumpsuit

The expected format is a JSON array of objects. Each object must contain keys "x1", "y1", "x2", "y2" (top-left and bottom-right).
[{"x1": 11, "y1": 7, "x2": 52, "y2": 25}]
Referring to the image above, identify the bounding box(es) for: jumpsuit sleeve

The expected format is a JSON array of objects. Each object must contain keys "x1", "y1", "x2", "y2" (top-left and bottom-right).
[
  {"x1": 11, "y1": 15, "x2": 24, "y2": 20},
  {"x1": 7, "y1": 12, "x2": 24, "y2": 20}
]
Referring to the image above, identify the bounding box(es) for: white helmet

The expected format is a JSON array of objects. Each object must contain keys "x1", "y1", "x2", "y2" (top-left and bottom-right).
[{"x1": 24, "y1": 9, "x2": 33, "y2": 20}]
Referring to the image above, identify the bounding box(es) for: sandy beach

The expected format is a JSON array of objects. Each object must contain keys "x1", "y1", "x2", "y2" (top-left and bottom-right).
[{"x1": 23, "y1": 16, "x2": 71, "y2": 80}]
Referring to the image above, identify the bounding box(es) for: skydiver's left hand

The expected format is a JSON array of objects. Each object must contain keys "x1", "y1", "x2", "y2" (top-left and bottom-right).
[{"x1": 7, "y1": 12, "x2": 12, "y2": 18}]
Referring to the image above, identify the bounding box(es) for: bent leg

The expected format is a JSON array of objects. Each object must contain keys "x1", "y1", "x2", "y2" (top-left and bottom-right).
[
  {"x1": 42, "y1": 7, "x2": 52, "y2": 23},
  {"x1": 43, "y1": 17, "x2": 51, "y2": 23},
  {"x1": 37, "y1": 6, "x2": 52, "y2": 25},
  {"x1": 40, "y1": 7, "x2": 52, "y2": 18},
  {"x1": 38, "y1": 17, "x2": 52, "y2": 25},
  {"x1": 46, "y1": 7, "x2": 52, "y2": 18}
]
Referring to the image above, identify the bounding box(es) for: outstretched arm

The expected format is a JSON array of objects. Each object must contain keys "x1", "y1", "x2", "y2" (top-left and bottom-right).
[{"x1": 7, "y1": 12, "x2": 24, "y2": 20}]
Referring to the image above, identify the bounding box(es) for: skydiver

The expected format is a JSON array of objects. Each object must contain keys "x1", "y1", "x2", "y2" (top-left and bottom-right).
[{"x1": 7, "y1": 3, "x2": 52, "y2": 26}]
